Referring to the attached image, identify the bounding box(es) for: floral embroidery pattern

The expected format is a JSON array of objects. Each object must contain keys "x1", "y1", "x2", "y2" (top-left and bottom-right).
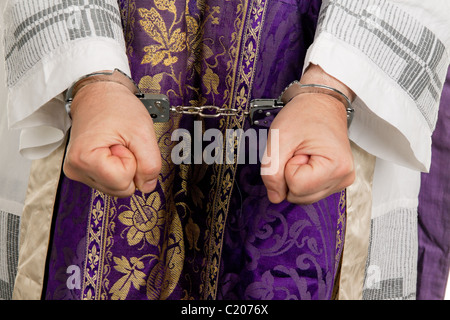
[
  {"x1": 138, "y1": 0, "x2": 224, "y2": 103},
  {"x1": 139, "y1": 4, "x2": 186, "y2": 67},
  {"x1": 118, "y1": 193, "x2": 165, "y2": 248},
  {"x1": 110, "y1": 256, "x2": 147, "y2": 300},
  {"x1": 81, "y1": 0, "x2": 273, "y2": 300},
  {"x1": 81, "y1": 191, "x2": 117, "y2": 300},
  {"x1": 109, "y1": 191, "x2": 184, "y2": 300}
]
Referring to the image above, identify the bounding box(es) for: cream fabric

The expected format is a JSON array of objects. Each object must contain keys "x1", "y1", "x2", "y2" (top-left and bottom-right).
[
  {"x1": 12, "y1": 139, "x2": 66, "y2": 300},
  {"x1": 339, "y1": 143, "x2": 376, "y2": 300},
  {"x1": 3, "y1": 0, "x2": 450, "y2": 300}
]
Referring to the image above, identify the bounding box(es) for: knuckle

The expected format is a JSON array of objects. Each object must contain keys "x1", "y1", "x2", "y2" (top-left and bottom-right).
[
  {"x1": 111, "y1": 176, "x2": 133, "y2": 192},
  {"x1": 141, "y1": 159, "x2": 162, "y2": 177},
  {"x1": 287, "y1": 178, "x2": 317, "y2": 196},
  {"x1": 341, "y1": 170, "x2": 356, "y2": 188},
  {"x1": 334, "y1": 156, "x2": 354, "y2": 178},
  {"x1": 261, "y1": 172, "x2": 282, "y2": 186},
  {"x1": 64, "y1": 150, "x2": 80, "y2": 168},
  {"x1": 115, "y1": 180, "x2": 133, "y2": 192},
  {"x1": 287, "y1": 193, "x2": 314, "y2": 205},
  {"x1": 62, "y1": 161, "x2": 76, "y2": 179},
  {"x1": 115, "y1": 188, "x2": 135, "y2": 199},
  {"x1": 95, "y1": 167, "x2": 130, "y2": 191}
]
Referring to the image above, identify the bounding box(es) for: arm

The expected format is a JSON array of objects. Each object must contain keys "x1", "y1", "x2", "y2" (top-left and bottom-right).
[
  {"x1": 63, "y1": 79, "x2": 161, "y2": 197},
  {"x1": 262, "y1": 0, "x2": 450, "y2": 205},
  {"x1": 307, "y1": 0, "x2": 450, "y2": 171},
  {"x1": 262, "y1": 64, "x2": 356, "y2": 204},
  {"x1": 2, "y1": 0, "x2": 130, "y2": 159}
]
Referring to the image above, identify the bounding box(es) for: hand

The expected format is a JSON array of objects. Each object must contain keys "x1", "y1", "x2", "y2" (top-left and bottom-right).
[
  {"x1": 63, "y1": 81, "x2": 162, "y2": 198},
  {"x1": 261, "y1": 65, "x2": 355, "y2": 204}
]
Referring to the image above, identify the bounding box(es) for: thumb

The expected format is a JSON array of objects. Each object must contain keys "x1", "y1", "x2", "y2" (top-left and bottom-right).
[
  {"x1": 288, "y1": 153, "x2": 310, "y2": 166},
  {"x1": 284, "y1": 154, "x2": 332, "y2": 204},
  {"x1": 109, "y1": 144, "x2": 138, "y2": 177}
]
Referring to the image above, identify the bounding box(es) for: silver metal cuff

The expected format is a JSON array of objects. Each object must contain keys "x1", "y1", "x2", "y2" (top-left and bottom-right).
[{"x1": 279, "y1": 81, "x2": 354, "y2": 128}]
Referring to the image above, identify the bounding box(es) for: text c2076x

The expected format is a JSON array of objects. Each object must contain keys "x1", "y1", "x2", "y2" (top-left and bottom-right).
[{"x1": 180, "y1": 303, "x2": 269, "y2": 317}]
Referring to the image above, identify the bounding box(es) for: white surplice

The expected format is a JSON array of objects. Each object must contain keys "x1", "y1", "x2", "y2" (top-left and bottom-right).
[{"x1": 1, "y1": 0, "x2": 449, "y2": 300}]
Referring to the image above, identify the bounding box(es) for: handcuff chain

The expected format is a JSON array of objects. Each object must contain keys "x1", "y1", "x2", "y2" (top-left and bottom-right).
[
  {"x1": 170, "y1": 105, "x2": 249, "y2": 118},
  {"x1": 64, "y1": 70, "x2": 354, "y2": 127}
]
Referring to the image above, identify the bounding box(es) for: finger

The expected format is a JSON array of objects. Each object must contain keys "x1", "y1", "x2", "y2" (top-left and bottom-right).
[
  {"x1": 64, "y1": 144, "x2": 137, "y2": 197},
  {"x1": 128, "y1": 127, "x2": 162, "y2": 194},
  {"x1": 284, "y1": 155, "x2": 354, "y2": 204},
  {"x1": 286, "y1": 188, "x2": 335, "y2": 205},
  {"x1": 261, "y1": 128, "x2": 289, "y2": 204},
  {"x1": 288, "y1": 153, "x2": 310, "y2": 166},
  {"x1": 284, "y1": 156, "x2": 329, "y2": 196},
  {"x1": 85, "y1": 177, "x2": 136, "y2": 198}
]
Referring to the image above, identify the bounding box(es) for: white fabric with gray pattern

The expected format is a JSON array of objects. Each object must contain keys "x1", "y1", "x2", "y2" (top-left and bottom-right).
[
  {"x1": 318, "y1": 0, "x2": 448, "y2": 131},
  {"x1": 3, "y1": 0, "x2": 124, "y2": 87}
]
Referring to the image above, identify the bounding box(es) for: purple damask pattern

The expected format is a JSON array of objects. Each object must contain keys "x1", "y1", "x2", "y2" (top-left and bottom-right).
[
  {"x1": 417, "y1": 67, "x2": 450, "y2": 300},
  {"x1": 218, "y1": 139, "x2": 345, "y2": 300},
  {"x1": 43, "y1": 0, "x2": 347, "y2": 301}
]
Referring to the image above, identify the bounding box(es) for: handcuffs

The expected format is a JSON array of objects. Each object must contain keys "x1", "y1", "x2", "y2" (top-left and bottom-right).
[{"x1": 65, "y1": 69, "x2": 354, "y2": 128}]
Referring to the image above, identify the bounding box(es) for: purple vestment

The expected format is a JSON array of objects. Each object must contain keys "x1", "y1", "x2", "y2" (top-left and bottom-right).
[
  {"x1": 417, "y1": 67, "x2": 450, "y2": 300},
  {"x1": 43, "y1": 0, "x2": 347, "y2": 300}
]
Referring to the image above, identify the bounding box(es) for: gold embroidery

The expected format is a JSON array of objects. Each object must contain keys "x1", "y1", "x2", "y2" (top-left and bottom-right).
[
  {"x1": 153, "y1": 213, "x2": 184, "y2": 300},
  {"x1": 139, "y1": 7, "x2": 186, "y2": 67},
  {"x1": 120, "y1": 0, "x2": 137, "y2": 57},
  {"x1": 154, "y1": 0, "x2": 176, "y2": 13},
  {"x1": 109, "y1": 191, "x2": 184, "y2": 300},
  {"x1": 100, "y1": 0, "x2": 269, "y2": 300},
  {"x1": 138, "y1": 73, "x2": 164, "y2": 94},
  {"x1": 118, "y1": 193, "x2": 166, "y2": 247},
  {"x1": 110, "y1": 256, "x2": 147, "y2": 300},
  {"x1": 81, "y1": 190, "x2": 116, "y2": 300},
  {"x1": 203, "y1": 67, "x2": 220, "y2": 95},
  {"x1": 185, "y1": 217, "x2": 201, "y2": 251},
  {"x1": 203, "y1": 0, "x2": 270, "y2": 299},
  {"x1": 335, "y1": 190, "x2": 346, "y2": 272}
]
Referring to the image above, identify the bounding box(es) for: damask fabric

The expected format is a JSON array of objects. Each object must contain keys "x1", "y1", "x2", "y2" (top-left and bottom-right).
[
  {"x1": 4, "y1": 0, "x2": 450, "y2": 301},
  {"x1": 40, "y1": 0, "x2": 347, "y2": 300},
  {"x1": 417, "y1": 68, "x2": 450, "y2": 300}
]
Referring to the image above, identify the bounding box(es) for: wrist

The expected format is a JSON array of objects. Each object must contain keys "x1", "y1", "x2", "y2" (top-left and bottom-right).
[
  {"x1": 300, "y1": 64, "x2": 355, "y2": 102},
  {"x1": 70, "y1": 80, "x2": 133, "y2": 120},
  {"x1": 65, "y1": 69, "x2": 139, "y2": 118},
  {"x1": 279, "y1": 81, "x2": 354, "y2": 128}
]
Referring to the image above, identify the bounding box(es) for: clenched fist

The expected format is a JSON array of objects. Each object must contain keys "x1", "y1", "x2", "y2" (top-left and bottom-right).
[
  {"x1": 262, "y1": 64, "x2": 356, "y2": 204},
  {"x1": 63, "y1": 80, "x2": 162, "y2": 198}
]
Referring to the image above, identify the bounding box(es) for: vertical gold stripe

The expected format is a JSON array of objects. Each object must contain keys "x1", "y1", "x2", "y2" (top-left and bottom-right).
[
  {"x1": 204, "y1": 0, "x2": 270, "y2": 299},
  {"x1": 81, "y1": 191, "x2": 113, "y2": 300}
]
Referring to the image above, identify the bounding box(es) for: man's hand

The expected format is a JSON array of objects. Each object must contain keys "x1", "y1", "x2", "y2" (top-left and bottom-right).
[
  {"x1": 63, "y1": 81, "x2": 162, "y2": 198},
  {"x1": 262, "y1": 64, "x2": 355, "y2": 204}
]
